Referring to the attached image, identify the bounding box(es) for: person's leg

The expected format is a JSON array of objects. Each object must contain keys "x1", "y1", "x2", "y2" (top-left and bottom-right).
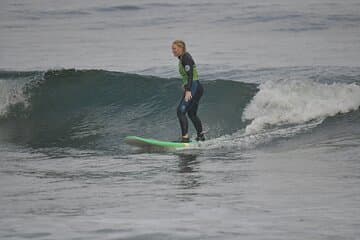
[
  {"x1": 177, "y1": 97, "x2": 189, "y2": 139},
  {"x1": 188, "y1": 82, "x2": 205, "y2": 141},
  {"x1": 177, "y1": 81, "x2": 204, "y2": 141},
  {"x1": 187, "y1": 102, "x2": 203, "y2": 135}
]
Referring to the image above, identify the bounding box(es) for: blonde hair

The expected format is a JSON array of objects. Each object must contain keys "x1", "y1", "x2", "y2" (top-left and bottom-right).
[{"x1": 172, "y1": 40, "x2": 186, "y2": 53}]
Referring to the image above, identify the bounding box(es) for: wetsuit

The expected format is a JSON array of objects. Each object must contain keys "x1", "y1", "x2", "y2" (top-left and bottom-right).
[{"x1": 177, "y1": 52, "x2": 204, "y2": 138}]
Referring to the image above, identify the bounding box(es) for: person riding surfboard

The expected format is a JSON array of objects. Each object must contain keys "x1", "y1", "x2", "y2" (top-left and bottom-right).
[{"x1": 172, "y1": 40, "x2": 206, "y2": 143}]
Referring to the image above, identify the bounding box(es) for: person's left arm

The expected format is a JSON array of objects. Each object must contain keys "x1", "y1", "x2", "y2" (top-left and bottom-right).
[{"x1": 181, "y1": 54, "x2": 194, "y2": 101}]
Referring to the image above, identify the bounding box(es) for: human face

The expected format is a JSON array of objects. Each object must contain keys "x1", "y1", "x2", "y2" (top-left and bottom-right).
[{"x1": 172, "y1": 44, "x2": 183, "y2": 57}]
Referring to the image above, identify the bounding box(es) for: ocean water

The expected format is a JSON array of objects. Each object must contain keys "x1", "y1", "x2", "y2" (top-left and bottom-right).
[{"x1": 0, "y1": 1, "x2": 360, "y2": 239}]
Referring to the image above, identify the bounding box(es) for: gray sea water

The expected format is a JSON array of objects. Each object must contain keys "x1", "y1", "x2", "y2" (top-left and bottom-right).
[{"x1": 0, "y1": 0, "x2": 360, "y2": 239}]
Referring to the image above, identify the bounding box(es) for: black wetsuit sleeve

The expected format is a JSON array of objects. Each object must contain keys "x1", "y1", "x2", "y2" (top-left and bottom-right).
[{"x1": 181, "y1": 53, "x2": 194, "y2": 91}]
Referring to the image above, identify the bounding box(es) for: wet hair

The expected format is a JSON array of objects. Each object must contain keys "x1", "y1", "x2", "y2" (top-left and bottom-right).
[{"x1": 172, "y1": 40, "x2": 186, "y2": 53}]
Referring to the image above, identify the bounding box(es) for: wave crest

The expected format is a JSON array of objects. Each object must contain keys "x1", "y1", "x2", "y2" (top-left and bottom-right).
[{"x1": 243, "y1": 79, "x2": 360, "y2": 134}]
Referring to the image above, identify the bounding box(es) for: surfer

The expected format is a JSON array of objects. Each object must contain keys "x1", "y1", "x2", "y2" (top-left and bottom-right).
[{"x1": 172, "y1": 40, "x2": 205, "y2": 143}]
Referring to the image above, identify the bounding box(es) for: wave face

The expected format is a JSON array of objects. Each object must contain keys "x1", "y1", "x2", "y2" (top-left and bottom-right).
[
  {"x1": 0, "y1": 69, "x2": 359, "y2": 152},
  {"x1": 0, "y1": 69, "x2": 256, "y2": 150}
]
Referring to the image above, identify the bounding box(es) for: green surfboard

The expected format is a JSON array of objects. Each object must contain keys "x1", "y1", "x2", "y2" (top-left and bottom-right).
[{"x1": 124, "y1": 136, "x2": 194, "y2": 149}]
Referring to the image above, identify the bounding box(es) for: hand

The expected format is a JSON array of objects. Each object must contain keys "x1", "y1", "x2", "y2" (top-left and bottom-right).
[{"x1": 184, "y1": 91, "x2": 192, "y2": 102}]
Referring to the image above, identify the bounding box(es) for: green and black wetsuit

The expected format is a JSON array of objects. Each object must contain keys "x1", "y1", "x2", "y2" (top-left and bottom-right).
[{"x1": 177, "y1": 52, "x2": 204, "y2": 139}]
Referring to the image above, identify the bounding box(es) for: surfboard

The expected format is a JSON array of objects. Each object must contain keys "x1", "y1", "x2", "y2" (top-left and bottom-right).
[{"x1": 124, "y1": 136, "x2": 194, "y2": 149}]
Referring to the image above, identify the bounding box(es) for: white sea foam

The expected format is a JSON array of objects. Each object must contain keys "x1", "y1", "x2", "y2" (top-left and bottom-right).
[
  {"x1": 193, "y1": 119, "x2": 322, "y2": 152},
  {"x1": 243, "y1": 79, "x2": 360, "y2": 134},
  {"x1": 0, "y1": 79, "x2": 27, "y2": 116},
  {"x1": 183, "y1": 79, "x2": 360, "y2": 151}
]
